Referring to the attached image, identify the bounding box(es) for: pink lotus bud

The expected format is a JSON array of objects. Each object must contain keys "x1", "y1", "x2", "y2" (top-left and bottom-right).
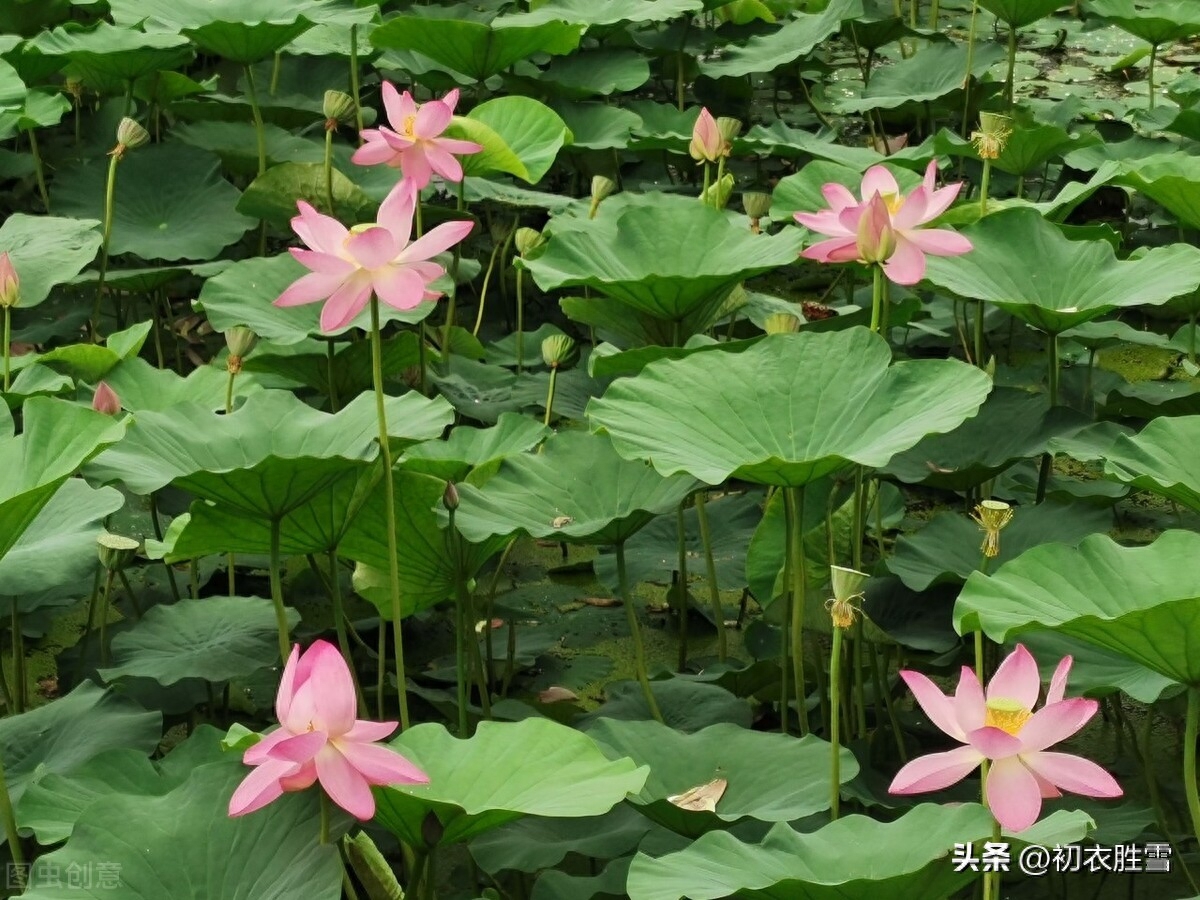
[
  {"x1": 688, "y1": 108, "x2": 725, "y2": 163},
  {"x1": 855, "y1": 193, "x2": 896, "y2": 264},
  {"x1": 92, "y1": 381, "x2": 121, "y2": 415},
  {"x1": 0, "y1": 253, "x2": 18, "y2": 309}
]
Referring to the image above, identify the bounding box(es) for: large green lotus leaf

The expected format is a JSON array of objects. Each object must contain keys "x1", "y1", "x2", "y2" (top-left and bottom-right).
[
  {"x1": 699, "y1": 0, "x2": 862, "y2": 79},
  {"x1": 0, "y1": 479, "x2": 122, "y2": 598},
  {"x1": 882, "y1": 387, "x2": 1091, "y2": 490},
  {"x1": 369, "y1": 16, "x2": 582, "y2": 83},
  {"x1": 470, "y1": 805, "x2": 653, "y2": 875},
  {"x1": 449, "y1": 96, "x2": 571, "y2": 184},
  {"x1": 101, "y1": 357, "x2": 263, "y2": 412},
  {"x1": 922, "y1": 208, "x2": 1200, "y2": 334},
  {"x1": 837, "y1": 42, "x2": 1005, "y2": 113},
  {"x1": 452, "y1": 430, "x2": 700, "y2": 545},
  {"x1": 584, "y1": 719, "x2": 857, "y2": 837},
  {"x1": 554, "y1": 102, "x2": 642, "y2": 150},
  {"x1": 888, "y1": 499, "x2": 1110, "y2": 591},
  {"x1": 0, "y1": 213, "x2": 101, "y2": 308},
  {"x1": 524, "y1": 200, "x2": 804, "y2": 323},
  {"x1": 0, "y1": 398, "x2": 126, "y2": 563},
  {"x1": 99, "y1": 596, "x2": 300, "y2": 686},
  {"x1": 343, "y1": 470, "x2": 510, "y2": 618},
  {"x1": 401, "y1": 412, "x2": 549, "y2": 482},
  {"x1": 0, "y1": 681, "x2": 161, "y2": 806},
  {"x1": 108, "y1": 0, "x2": 318, "y2": 63},
  {"x1": 174, "y1": 121, "x2": 324, "y2": 176},
  {"x1": 1019, "y1": 631, "x2": 1179, "y2": 704},
  {"x1": 1111, "y1": 153, "x2": 1200, "y2": 230},
  {"x1": 27, "y1": 22, "x2": 194, "y2": 82},
  {"x1": 375, "y1": 719, "x2": 648, "y2": 846},
  {"x1": 197, "y1": 252, "x2": 437, "y2": 343},
  {"x1": 52, "y1": 144, "x2": 254, "y2": 261},
  {"x1": 955, "y1": 530, "x2": 1200, "y2": 685},
  {"x1": 1088, "y1": 0, "x2": 1200, "y2": 45},
  {"x1": 32, "y1": 321, "x2": 150, "y2": 384},
  {"x1": 237, "y1": 161, "x2": 375, "y2": 229},
  {"x1": 1102, "y1": 415, "x2": 1200, "y2": 511},
  {"x1": 626, "y1": 804, "x2": 994, "y2": 900},
  {"x1": 85, "y1": 390, "x2": 451, "y2": 516},
  {"x1": 244, "y1": 332, "x2": 419, "y2": 402},
  {"x1": 589, "y1": 329, "x2": 991, "y2": 487},
  {"x1": 0, "y1": 88, "x2": 69, "y2": 139},
  {"x1": 504, "y1": 0, "x2": 702, "y2": 27},
  {"x1": 533, "y1": 50, "x2": 650, "y2": 98},
  {"x1": 977, "y1": 0, "x2": 1066, "y2": 27},
  {"x1": 21, "y1": 753, "x2": 341, "y2": 899}
]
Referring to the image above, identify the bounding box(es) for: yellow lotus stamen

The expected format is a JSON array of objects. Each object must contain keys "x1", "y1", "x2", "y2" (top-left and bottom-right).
[
  {"x1": 971, "y1": 499, "x2": 1013, "y2": 558},
  {"x1": 402, "y1": 114, "x2": 417, "y2": 137},
  {"x1": 985, "y1": 698, "x2": 1032, "y2": 735}
]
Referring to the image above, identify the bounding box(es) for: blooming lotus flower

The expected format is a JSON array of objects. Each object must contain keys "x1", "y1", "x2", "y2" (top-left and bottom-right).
[
  {"x1": 794, "y1": 160, "x2": 972, "y2": 285},
  {"x1": 275, "y1": 178, "x2": 474, "y2": 333},
  {"x1": 889, "y1": 644, "x2": 1121, "y2": 832},
  {"x1": 352, "y1": 83, "x2": 483, "y2": 188},
  {"x1": 689, "y1": 108, "x2": 726, "y2": 163},
  {"x1": 229, "y1": 640, "x2": 428, "y2": 820},
  {"x1": 91, "y1": 381, "x2": 120, "y2": 415}
]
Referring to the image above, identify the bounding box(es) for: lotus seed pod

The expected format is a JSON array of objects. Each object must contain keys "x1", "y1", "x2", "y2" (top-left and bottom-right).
[
  {"x1": 224, "y1": 326, "x2": 258, "y2": 373},
  {"x1": 115, "y1": 117, "x2": 149, "y2": 152},
  {"x1": 971, "y1": 499, "x2": 1014, "y2": 558},
  {"x1": 825, "y1": 565, "x2": 868, "y2": 630},
  {"x1": 97, "y1": 532, "x2": 139, "y2": 572},
  {"x1": 345, "y1": 832, "x2": 406, "y2": 900},
  {"x1": 443, "y1": 481, "x2": 460, "y2": 511},
  {"x1": 514, "y1": 227, "x2": 547, "y2": 259},
  {"x1": 742, "y1": 191, "x2": 771, "y2": 220},
  {"x1": 92, "y1": 381, "x2": 121, "y2": 415},
  {"x1": 971, "y1": 112, "x2": 1012, "y2": 160},
  {"x1": 716, "y1": 116, "x2": 742, "y2": 145},
  {"x1": 322, "y1": 90, "x2": 356, "y2": 127},
  {"x1": 701, "y1": 172, "x2": 735, "y2": 210},
  {"x1": 0, "y1": 252, "x2": 18, "y2": 309},
  {"x1": 764, "y1": 312, "x2": 801, "y2": 334},
  {"x1": 541, "y1": 333, "x2": 576, "y2": 369}
]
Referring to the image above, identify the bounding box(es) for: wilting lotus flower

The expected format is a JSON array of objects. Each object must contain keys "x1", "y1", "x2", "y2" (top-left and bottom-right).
[
  {"x1": 275, "y1": 178, "x2": 474, "y2": 333},
  {"x1": 689, "y1": 107, "x2": 726, "y2": 163},
  {"x1": 352, "y1": 83, "x2": 483, "y2": 188},
  {"x1": 794, "y1": 160, "x2": 971, "y2": 285},
  {"x1": 889, "y1": 644, "x2": 1121, "y2": 832},
  {"x1": 91, "y1": 381, "x2": 120, "y2": 415},
  {"x1": 229, "y1": 640, "x2": 428, "y2": 820}
]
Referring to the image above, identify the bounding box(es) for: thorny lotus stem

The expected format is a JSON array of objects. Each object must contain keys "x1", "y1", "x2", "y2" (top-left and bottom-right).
[
  {"x1": 1004, "y1": 26, "x2": 1018, "y2": 109},
  {"x1": 1185, "y1": 689, "x2": 1200, "y2": 858},
  {"x1": 693, "y1": 492, "x2": 728, "y2": 662},
  {"x1": 543, "y1": 365, "x2": 558, "y2": 426},
  {"x1": 780, "y1": 490, "x2": 795, "y2": 734},
  {"x1": 974, "y1": 556, "x2": 990, "y2": 680},
  {"x1": 323, "y1": 127, "x2": 335, "y2": 215},
  {"x1": 473, "y1": 239, "x2": 503, "y2": 337},
  {"x1": 515, "y1": 268, "x2": 526, "y2": 374},
  {"x1": 979, "y1": 157, "x2": 992, "y2": 215},
  {"x1": 1149, "y1": 44, "x2": 1158, "y2": 110},
  {"x1": 225, "y1": 372, "x2": 238, "y2": 597},
  {"x1": 675, "y1": 503, "x2": 689, "y2": 671},
  {"x1": 974, "y1": 301, "x2": 986, "y2": 369},
  {"x1": 270, "y1": 52, "x2": 282, "y2": 96},
  {"x1": 961, "y1": 0, "x2": 980, "y2": 136},
  {"x1": 9, "y1": 605, "x2": 23, "y2": 714},
  {"x1": 92, "y1": 151, "x2": 121, "y2": 340},
  {"x1": 869, "y1": 264, "x2": 884, "y2": 334},
  {"x1": 0, "y1": 758, "x2": 24, "y2": 887},
  {"x1": 701, "y1": 162, "x2": 711, "y2": 206},
  {"x1": 371, "y1": 297, "x2": 411, "y2": 730},
  {"x1": 26, "y1": 128, "x2": 49, "y2": 213},
  {"x1": 243, "y1": 65, "x2": 268, "y2": 178},
  {"x1": 448, "y1": 507, "x2": 470, "y2": 738},
  {"x1": 930, "y1": 0, "x2": 939, "y2": 29},
  {"x1": 269, "y1": 519, "x2": 291, "y2": 665},
  {"x1": 2, "y1": 306, "x2": 10, "y2": 393},
  {"x1": 350, "y1": 26, "x2": 364, "y2": 135},
  {"x1": 788, "y1": 486, "x2": 810, "y2": 736},
  {"x1": 616, "y1": 542, "x2": 664, "y2": 723},
  {"x1": 829, "y1": 625, "x2": 844, "y2": 819}
]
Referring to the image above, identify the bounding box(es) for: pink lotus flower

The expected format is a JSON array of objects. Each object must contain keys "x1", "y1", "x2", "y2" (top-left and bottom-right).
[
  {"x1": 889, "y1": 644, "x2": 1121, "y2": 832},
  {"x1": 229, "y1": 640, "x2": 428, "y2": 820},
  {"x1": 275, "y1": 178, "x2": 474, "y2": 333},
  {"x1": 352, "y1": 83, "x2": 483, "y2": 188},
  {"x1": 0, "y1": 252, "x2": 17, "y2": 309},
  {"x1": 91, "y1": 381, "x2": 120, "y2": 415},
  {"x1": 794, "y1": 160, "x2": 971, "y2": 285},
  {"x1": 689, "y1": 107, "x2": 725, "y2": 163}
]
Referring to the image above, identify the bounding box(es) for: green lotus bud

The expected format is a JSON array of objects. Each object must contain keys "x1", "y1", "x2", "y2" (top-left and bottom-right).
[
  {"x1": 97, "y1": 533, "x2": 139, "y2": 572},
  {"x1": 716, "y1": 116, "x2": 742, "y2": 144},
  {"x1": 113, "y1": 117, "x2": 149, "y2": 159},
  {"x1": 589, "y1": 175, "x2": 616, "y2": 219},
  {"x1": 701, "y1": 172, "x2": 734, "y2": 210},
  {"x1": 514, "y1": 227, "x2": 547, "y2": 259},
  {"x1": 224, "y1": 326, "x2": 258, "y2": 374},
  {"x1": 826, "y1": 564, "x2": 868, "y2": 629},
  {"x1": 764, "y1": 312, "x2": 800, "y2": 334},
  {"x1": 323, "y1": 90, "x2": 356, "y2": 128},
  {"x1": 541, "y1": 333, "x2": 576, "y2": 369},
  {"x1": 443, "y1": 481, "x2": 459, "y2": 511},
  {"x1": 344, "y1": 832, "x2": 405, "y2": 900}
]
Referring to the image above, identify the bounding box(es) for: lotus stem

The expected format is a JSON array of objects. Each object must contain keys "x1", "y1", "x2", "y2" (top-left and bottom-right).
[
  {"x1": 1149, "y1": 44, "x2": 1158, "y2": 110},
  {"x1": 1005, "y1": 26, "x2": 1018, "y2": 109},
  {"x1": 780, "y1": 490, "x2": 795, "y2": 734},
  {"x1": 323, "y1": 127, "x2": 335, "y2": 215},
  {"x1": 701, "y1": 162, "x2": 711, "y2": 205},
  {"x1": 829, "y1": 625, "x2": 844, "y2": 819},
  {"x1": 974, "y1": 301, "x2": 986, "y2": 369},
  {"x1": 370, "y1": 297, "x2": 411, "y2": 730},
  {"x1": 243, "y1": 65, "x2": 268, "y2": 178},
  {"x1": 376, "y1": 625, "x2": 386, "y2": 720},
  {"x1": 979, "y1": 158, "x2": 992, "y2": 216},
  {"x1": 909, "y1": 0, "x2": 917, "y2": 28},
  {"x1": 961, "y1": 0, "x2": 980, "y2": 137},
  {"x1": 92, "y1": 151, "x2": 121, "y2": 341},
  {"x1": 448, "y1": 506, "x2": 470, "y2": 738},
  {"x1": 693, "y1": 491, "x2": 728, "y2": 662},
  {"x1": 930, "y1": 0, "x2": 939, "y2": 29},
  {"x1": 117, "y1": 569, "x2": 142, "y2": 619},
  {"x1": 26, "y1": 128, "x2": 49, "y2": 213},
  {"x1": 224, "y1": 372, "x2": 239, "y2": 597},
  {"x1": 616, "y1": 542, "x2": 664, "y2": 723},
  {"x1": 268, "y1": 519, "x2": 291, "y2": 665},
  {"x1": 0, "y1": 758, "x2": 24, "y2": 887},
  {"x1": 542, "y1": 365, "x2": 558, "y2": 426},
  {"x1": 150, "y1": 493, "x2": 181, "y2": 604},
  {"x1": 190, "y1": 559, "x2": 199, "y2": 599},
  {"x1": 472, "y1": 240, "x2": 502, "y2": 337},
  {"x1": 787, "y1": 486, "x2": 809, "y2": 736},
  {"x1": 2, "y1": 306, "x2": 10, "y2": 392},
  {"x1": 869, "y1": 264, "x2": 884, "y2": 334},
  {"x1": 675, "y1": 503, "x2": 690, "y2": 671},
  {"x1": 983, "y1": 817, "x2": 1002, "y2": 900},
  {"x1": 1185, "y1": 688, "x2": 1200, "y2": 854},
  {"x1": 440, "y1": 180, "x2": 467, "y2": 368},
  {"x1": 871, "y1": 641, "x2": 907, "y2": 761},
  {"x1": 9, "y1": 606, "x2": 22, "y2": 714},
  {"x1": 350, "y1": 25, "x2": 364, "y2": 136},
  {"x1": 515, "y1": 268, "x2": 525, "y2": 374}
]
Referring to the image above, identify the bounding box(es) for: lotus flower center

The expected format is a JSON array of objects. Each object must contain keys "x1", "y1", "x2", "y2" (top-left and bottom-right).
[
  {"x1": 880, "y1": 193, "x2": 904, "y2": 215},
  {"x1": 402, "y1": 114, "x2": 417, "y2": 137},
  {"x1": 984, "y1": 698, "x2": 1032, "y2": 735}
]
